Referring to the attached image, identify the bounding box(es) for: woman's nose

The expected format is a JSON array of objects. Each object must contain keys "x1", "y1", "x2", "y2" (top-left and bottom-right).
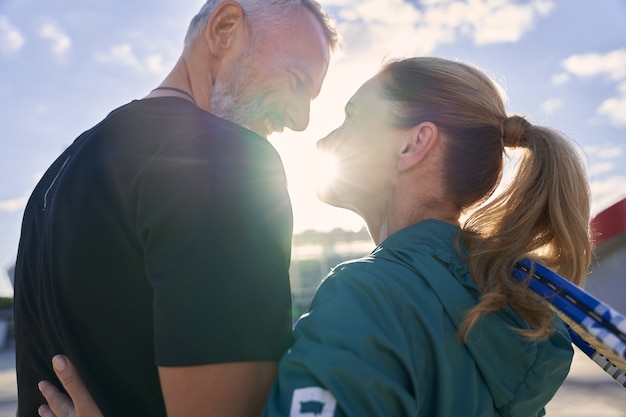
[{"x1": 317, "y1": 128, "x2": 338, "y2": 151}]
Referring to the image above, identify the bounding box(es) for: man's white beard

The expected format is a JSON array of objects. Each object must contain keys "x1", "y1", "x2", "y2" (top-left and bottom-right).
[
  {"x1": 211, "y1": 86, "x2": 266, "y2": 136},
  {"x1": 210, "y1": 48, "x2": 269, "y2": 137}
]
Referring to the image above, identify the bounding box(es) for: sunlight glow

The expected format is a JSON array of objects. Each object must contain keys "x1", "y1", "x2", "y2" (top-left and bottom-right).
[{"x1": 314, "y1": 151, "x2": 340, "y2": 194}]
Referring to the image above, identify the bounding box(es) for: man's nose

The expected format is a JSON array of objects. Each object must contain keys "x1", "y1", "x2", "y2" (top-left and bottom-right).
[{"x1": 285, "y1": 97, "x2": 311, "y2": 132}]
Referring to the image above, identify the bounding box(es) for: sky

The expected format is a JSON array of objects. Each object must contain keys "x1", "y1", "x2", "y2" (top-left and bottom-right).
[{"x1": 1, "y1": 0, "x2": 625, "y2": 295}]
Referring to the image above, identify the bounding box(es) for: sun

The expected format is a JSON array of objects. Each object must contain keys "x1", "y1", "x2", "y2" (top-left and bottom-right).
[{"x1": 269, "y1": 135, "x2": 364, "y2": 233}]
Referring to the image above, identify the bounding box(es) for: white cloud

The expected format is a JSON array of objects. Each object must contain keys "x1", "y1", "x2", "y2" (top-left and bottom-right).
[
  {"x1": 96, "y1": 43, "x2": 141, "y2": 69},
  {"x1": 461, "y1": 0, "x2": 553, "y2": 45},
  {"x1": 331, "y1": 0, "x2": 426, "y2": 58},
  {"x1": 339, "y1": 0, "x2": 421, "y2": 24},
  {"x1": 588, "y1": 161, "x2": 615, "y2": 177},
  {"x1": 598, "y1": 81, "x2": 626, "y2": 127},
  {"x1": 473, "y1": 1, "x2": 536, "y2": 45},
  {"x1": 0, "y1": 15, "x2": 25, "y2": 55},
  {"x1": 590, "y1": 176, "x2": 626, "y2": 216},
  {"x1": 584, "y1": 144, "x2": 623, "y2": 160},
  {"x1": 145, "y1": 54, "x2": 165, "y2": 75},
  {"x1": 39, "y1": 20, "x2": 72, "y2": 60},
  {"x1": 416, "y1": 0, "x2": 553, "y2": 46},
  {"x1": 560, "y1": 49, "x2": 626, "y2": 128},
  {"x1": 327, "y1": 0, "x2": 554, "y2": 58},
  {"x1": 0, "y1": 269, "x2": 13, "y2": 297},
  {"x1": 582, "y1": 144, "x2": 625, "y2": 214},
  {"x1": 541, "y1": 98, "x2": 562, "y2": 114},
  {"x1": 561, "y1": 49, "x2": 626, "y2": 81},
  {"x1": 0, "y1": 195, "x2": 28, "y2": 212},
  {"x1": 550, "y1": 72, "x2": 570, "y2": 85},
  {"x1": 96, "y1": 43, "x2": 166, "y2": 75},
  {"x1": 533, "y1": 0, "x2": 554, "y2": 15}
]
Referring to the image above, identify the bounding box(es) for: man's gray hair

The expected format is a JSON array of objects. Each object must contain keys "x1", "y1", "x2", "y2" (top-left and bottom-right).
[{"x1": 184, "y1": 0, "x2": 339, "y2": 50}]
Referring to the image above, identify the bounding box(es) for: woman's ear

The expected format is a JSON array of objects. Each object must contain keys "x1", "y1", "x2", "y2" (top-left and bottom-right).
[
  {"x1": 205, "y1": 1, "x2": 246, "y2": 55},
  {"x1": 397, "y1": 122, "x2": 439, "y2": 171}
]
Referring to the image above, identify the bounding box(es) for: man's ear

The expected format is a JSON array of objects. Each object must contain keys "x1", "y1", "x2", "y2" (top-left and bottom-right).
[
  {"x1": 205, "y1": 1, "x2": 246, "y2": 55},
  {"x1": 397, "y1": 122, "x2": 439, "y2": 171}
]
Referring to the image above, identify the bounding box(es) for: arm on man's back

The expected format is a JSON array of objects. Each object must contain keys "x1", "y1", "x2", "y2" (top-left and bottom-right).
[
  {"x1": 38, "y1": 355, "x2": 278, "y2": 417},
  {"x1": 158, "y1": 361, "x2": 278, "y2": 417},
  {"x1": 38, "y1": 355, "x2": 103, "y2": 417}
]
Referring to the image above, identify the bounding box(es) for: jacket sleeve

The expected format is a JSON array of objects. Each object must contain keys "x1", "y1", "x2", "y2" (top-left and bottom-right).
[{"x1": 262, "y1": 265, "x2": 418, "y2": 417}]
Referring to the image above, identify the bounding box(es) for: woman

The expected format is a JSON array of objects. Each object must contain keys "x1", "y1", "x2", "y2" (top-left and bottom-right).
[{"x1": 39, "y1": 57, "x2": 590, "y2": 417}]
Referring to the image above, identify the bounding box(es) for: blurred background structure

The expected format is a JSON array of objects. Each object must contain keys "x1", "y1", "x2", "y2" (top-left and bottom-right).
[{"x1": 0, "y1": 199, "x2": 625, "y2": 415}]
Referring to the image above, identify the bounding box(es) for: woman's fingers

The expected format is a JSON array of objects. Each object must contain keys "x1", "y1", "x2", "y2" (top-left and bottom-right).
[
  {"x1": 38, "y1": 380, "x2": 70, "y2": 417},
  {"x1": 38, "y1": 355, "x2": 103, "y2": 417}
]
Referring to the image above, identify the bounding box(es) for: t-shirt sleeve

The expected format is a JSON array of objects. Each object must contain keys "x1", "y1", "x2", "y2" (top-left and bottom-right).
[
  {"x1": 262, "y1": 266, "x2": 418, "y2": 417},
  {"x1": 135, "y1": 134, "x2": 293, "y2": 366}
]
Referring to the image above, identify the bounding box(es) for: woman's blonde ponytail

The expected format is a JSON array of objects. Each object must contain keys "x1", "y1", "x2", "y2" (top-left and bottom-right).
[{"x1": 460, "y1": 124, "x2": 591, "y2": 340}]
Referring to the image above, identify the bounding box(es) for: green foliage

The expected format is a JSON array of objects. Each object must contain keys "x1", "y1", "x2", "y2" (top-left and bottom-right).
[{"x1": 0, "y1": 297, "x2": 13, "y2": 310}]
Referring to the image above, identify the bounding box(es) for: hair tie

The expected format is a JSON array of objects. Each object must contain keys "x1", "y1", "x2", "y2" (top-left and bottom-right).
[{"x1": 501, "y1": 115, "x2": 530, "y2": 148}]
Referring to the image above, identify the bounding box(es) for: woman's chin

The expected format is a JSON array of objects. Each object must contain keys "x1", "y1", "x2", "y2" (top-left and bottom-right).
[
  {"x1": 315, "y1": 186, "x2": 332, "y2": 205},
  {"x1": 316, "y1": 186, "x2": 343, "y2": 209}
]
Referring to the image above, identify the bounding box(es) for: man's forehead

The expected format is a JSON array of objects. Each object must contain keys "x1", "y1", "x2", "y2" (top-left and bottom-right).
[{"x1": 291, "y1": 53, "x2": 328, "y2": 96}]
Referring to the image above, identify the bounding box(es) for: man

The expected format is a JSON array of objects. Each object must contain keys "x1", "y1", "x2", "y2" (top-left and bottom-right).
[{"x1": 14, "y1": 1, "x2": 338, "y2": 416}]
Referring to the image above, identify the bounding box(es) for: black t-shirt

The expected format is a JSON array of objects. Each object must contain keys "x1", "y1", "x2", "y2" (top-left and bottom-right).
[{"x1": 14, "y1": 97, "x2": 294, "y2": 417}]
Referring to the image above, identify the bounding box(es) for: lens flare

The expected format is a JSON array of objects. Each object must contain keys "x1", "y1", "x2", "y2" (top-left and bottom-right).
[{"x1": 314, "y1": 151, "x2": 339, "y2": 193}]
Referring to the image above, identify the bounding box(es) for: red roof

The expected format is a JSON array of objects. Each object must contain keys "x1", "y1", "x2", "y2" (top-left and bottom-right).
[{"x1": 590, "y1": 198, "x2": 626, "y2": 248}]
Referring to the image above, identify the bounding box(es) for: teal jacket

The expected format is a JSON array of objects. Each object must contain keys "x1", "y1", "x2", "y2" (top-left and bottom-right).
[{"x1": 263, "y1": 219, "x2": 572, "y2": 417}]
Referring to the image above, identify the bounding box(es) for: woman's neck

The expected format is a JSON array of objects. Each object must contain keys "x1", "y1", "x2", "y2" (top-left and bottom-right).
[{"x1": 366, "y1": 204, "x2": 460, "y2": 246}]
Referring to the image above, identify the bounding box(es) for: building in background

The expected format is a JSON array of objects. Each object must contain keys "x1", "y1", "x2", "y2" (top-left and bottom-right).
[
  {"x1": 587, "y1": 197, "x2": 626, "y2": 314},
  {"x1": 289, "y1": 227, "x2": 373, "y2": 320},
  {"x1": 289, "y1": 199, "x2": 626, "y2": 320}
]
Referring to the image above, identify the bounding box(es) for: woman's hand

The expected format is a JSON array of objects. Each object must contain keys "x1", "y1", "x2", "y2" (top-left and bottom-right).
[{"x1": 37, "y1": 355, "x2": 104, "y2": 417}]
